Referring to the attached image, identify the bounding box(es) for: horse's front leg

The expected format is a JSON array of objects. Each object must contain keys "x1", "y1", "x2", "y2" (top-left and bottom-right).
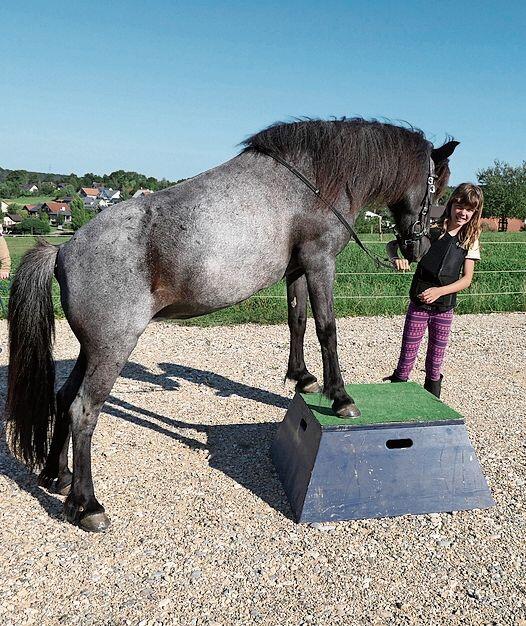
[
  {"x1": 304, "y1": 259, "x2": 360, "y2": 418},
  {"x1": 285, "y1": 273, "x2": 321, "y2": 393}
]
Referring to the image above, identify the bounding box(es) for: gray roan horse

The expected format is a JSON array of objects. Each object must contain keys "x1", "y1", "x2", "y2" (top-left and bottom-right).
[{"x1": 5, "y1": 118, "x2": 457, "y2": 531}]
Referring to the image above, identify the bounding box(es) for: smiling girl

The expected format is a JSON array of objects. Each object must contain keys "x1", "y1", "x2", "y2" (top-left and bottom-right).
[{"x1": 384, "y1": 183, "x2": 484, "y2": 397}]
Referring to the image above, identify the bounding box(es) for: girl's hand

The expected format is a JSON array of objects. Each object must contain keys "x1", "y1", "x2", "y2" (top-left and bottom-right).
[
  {"x1": 0, "y1": 270, "x2": 9, "y2": 280},
  {"x1": 418, "y1": 287, "x2": 443, "y2": 304},
  {"x1": 391, "y1": 258, "x2": 410, "y2": 272}
]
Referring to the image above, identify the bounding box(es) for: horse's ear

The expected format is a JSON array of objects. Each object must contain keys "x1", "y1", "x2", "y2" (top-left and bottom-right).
[{"x1": 431, "y1": 141, "x2": 460, "y2": 164}]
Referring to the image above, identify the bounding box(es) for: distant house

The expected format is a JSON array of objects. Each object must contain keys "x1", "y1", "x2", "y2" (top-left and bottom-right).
[
  {"x1": 481, "y1": 217, "x2": 524, "y2": 232},
  {"x1": 132, "y1": 189, "x2": 153, "y2": 198},
  {"x1": 40, "y1": 201, "x2": 72, "y2": 225},
  {"x1": 24, "y1": 203, "x2": 43, "y2": 215},
  {"x1": 3, "y1": 213, "x2": 22, "y2": 230},
  {"x1": 83, "y1": 196, "x2": 98, "y2": 209},
  {"x1": 99, "y1": 187, "x2": 121, "y2": 201},
  {"x1": 80, "y1": 187, "x2": 99, "y2": 199},
  {"x1": 97, "y1": 188, "x2": 121, "y2": 207},
  {"x1": 21, "y1": 183, "x2": 39, "y2": 193},
  {"x1": 1, "y1": 200, "x2": 9, "y2": 214}
]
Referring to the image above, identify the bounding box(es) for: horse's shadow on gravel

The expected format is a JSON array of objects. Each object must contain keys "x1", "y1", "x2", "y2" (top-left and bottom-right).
[{"x1": 0, "y1": 359, "x2": 293, "y2": 521}]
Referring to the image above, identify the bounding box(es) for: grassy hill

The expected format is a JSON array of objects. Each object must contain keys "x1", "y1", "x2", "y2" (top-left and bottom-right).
[{"x1": 3, "y1": 195, "x2": 55, "y2": 206}]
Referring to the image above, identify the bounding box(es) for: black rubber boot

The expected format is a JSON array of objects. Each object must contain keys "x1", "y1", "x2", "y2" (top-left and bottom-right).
[
  {"x1": 382, "y1": 371, "x2": 407, "y2": 383},
  {"x1": 424, "y1": 375, "x2": 443, "y2": 398}
]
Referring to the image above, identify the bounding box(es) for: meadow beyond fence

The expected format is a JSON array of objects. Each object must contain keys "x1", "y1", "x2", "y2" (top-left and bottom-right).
[{"x1": 0, "y1": 233, "x2": 524, "y2": 323}]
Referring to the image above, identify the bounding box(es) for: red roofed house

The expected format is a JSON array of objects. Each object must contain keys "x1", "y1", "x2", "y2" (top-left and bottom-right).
[
  {"x1": 40, "y1": 201, "x2": 72, "y2": 225},
  {"x1": 24, "y1": 203, "x2": 43, "y2": 216},
  {"x1": 80, "y1": 187, "x2": 99, "y2": 199}
]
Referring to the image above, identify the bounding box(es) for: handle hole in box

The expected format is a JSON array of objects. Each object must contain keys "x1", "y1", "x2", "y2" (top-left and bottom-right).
[
  {"x1": 299, "y1": 419, "x2": 308, "y2": 431},
  {"x1": 386, "y1": 438, "x2": 413, "y2": 449}
]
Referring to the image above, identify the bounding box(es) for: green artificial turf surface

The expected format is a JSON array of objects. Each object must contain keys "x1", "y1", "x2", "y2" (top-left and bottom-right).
[{"x1": 301, "y1": 382, "x2": 463, "y2": 427}]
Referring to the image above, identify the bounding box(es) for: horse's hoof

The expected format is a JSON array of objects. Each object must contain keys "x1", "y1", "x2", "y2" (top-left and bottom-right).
[
  {"x1": 299, "y1": 380, "x2": 322, "y2": 394},
  {"x1": 79, "y1": 512, "x2": 111, "y2": 533},
  {"x1": 335, "y1": 403, "x2": 361, "y2": 418},
  {"x1": 56, "y1": 482, "x2": 71, "y2": 497},
  {"x1": 64, "y1": 496, "x2": 109, "y2": 532},
  {"x1": 55, "y1": 471, "x2": 73, "y2": 496},
  {"x1": 38, "y1": 472, "x2": 56, "y2": 491}
]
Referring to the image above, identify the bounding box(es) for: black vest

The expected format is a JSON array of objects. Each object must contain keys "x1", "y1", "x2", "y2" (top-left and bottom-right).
[{"x1": 409, "y1": 230, "x2": 468, "y2": 311}]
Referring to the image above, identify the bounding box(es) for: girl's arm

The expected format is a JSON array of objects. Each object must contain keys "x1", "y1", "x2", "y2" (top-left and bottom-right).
[{"x1": 418, "y1": 259, "x2": 475, "y2": 304}]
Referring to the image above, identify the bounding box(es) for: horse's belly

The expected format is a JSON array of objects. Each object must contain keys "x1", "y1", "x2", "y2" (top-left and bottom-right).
[
  {"x1": 154, "y1": 256, "x2": 287, "y2": 319},
  {"x1": 153, "y1": 301, "x2": 220, "y2": 320}
]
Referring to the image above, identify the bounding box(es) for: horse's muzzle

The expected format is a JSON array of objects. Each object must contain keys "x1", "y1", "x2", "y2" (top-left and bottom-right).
[{"x1": 399, "y1": 236, "x2": 431, "y2": 264}]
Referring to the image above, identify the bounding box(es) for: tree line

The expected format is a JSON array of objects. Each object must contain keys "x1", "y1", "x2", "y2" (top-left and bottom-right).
[
  {"x1": 0, "y1": 167, "x2": 183, "y2": 200},
  {"x1": 2, "y1": 161, "x2": 526, "y2": 221}
]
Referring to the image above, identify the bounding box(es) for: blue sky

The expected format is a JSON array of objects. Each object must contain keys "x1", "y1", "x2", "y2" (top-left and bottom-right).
[{"x1": 1, "y1": 0, "x2": 525, "y2": 184}]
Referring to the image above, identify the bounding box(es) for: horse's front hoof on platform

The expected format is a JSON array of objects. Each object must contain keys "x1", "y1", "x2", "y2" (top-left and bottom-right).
[
  {"x1": 79, "y1": 512, "x2": 111, "y2": 533},
  {"x1": 335, "y1": 402, "x2": 361, "y2": 418}
]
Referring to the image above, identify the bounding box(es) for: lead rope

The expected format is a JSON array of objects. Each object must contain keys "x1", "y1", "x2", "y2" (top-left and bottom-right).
[{"x1": 261, "y1": 150, "x2": 394, "y2": 270}]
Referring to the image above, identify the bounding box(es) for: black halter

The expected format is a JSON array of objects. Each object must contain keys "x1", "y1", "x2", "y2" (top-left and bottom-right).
[{"x1": 395, "y1": 157, "x2": 436, "y2": 249}]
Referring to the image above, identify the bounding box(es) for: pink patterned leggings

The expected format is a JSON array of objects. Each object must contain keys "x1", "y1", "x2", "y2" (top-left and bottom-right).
[{"x1": 394, "y1": 302, "x2": 454, "y2": 381}]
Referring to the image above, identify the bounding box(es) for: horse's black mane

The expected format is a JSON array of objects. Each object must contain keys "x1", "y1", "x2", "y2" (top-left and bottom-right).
[{"x1": 241, "y1": 117, "x2": 433, "y2": 207}]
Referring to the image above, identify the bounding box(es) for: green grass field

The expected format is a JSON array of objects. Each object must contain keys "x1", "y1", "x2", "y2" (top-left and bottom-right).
[
  {"x1": 0, "y1": 232, "x2": 524, "y2": 323},
  {"x1": 3, "y1": 195, "x2": 55, "y2": 207}
]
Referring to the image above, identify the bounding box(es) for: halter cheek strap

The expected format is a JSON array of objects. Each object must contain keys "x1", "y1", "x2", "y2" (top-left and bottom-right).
[{"x1": 397, "y1": 156, "x2": 436, "y2": 247}]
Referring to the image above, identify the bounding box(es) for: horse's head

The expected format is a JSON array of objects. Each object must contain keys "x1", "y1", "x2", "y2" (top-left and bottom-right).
[{"x1": 389, "y1": 140, "x2": 459, "y2": 263}]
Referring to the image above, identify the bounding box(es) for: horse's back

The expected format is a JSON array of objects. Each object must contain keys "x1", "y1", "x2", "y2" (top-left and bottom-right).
[{"x1": 56, "y1": 152, "x2": 305, "y2": 324}]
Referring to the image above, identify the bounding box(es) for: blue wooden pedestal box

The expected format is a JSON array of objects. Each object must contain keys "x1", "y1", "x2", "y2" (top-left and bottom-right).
[{"x1": 271, "y1": 383, "x2": 494, "y2": 523}]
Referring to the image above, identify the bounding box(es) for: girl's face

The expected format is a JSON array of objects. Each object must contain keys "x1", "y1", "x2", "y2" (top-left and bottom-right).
[{"x1": 450, "y1": 202, "x2": 477, "y2": 228}]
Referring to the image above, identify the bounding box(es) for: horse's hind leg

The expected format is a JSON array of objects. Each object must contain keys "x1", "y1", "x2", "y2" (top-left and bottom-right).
[
  {"x1": 38, "y1": 351, "x2": 87, "y2": 495},
  {"x1": 63, "y1": 331, "x2": 147, "y2": 532},
  {"x1": 285, "y1": 273, "x2": 320, "y2": 393}
]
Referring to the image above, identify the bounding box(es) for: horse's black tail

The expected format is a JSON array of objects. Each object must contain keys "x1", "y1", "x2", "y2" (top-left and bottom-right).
[{"x1": 5, "y1": 239, "x2": 59, "y2": 470}]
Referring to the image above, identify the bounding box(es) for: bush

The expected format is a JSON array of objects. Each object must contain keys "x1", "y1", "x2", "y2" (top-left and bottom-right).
[{"x1": 16, "y1": 217, "x2": 51, "y2": 235}]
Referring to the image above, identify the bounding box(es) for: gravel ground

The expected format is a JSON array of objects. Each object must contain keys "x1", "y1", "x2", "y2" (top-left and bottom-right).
[{"x1": 0, "y1": 313, "x2": 525, "y2": 626}]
